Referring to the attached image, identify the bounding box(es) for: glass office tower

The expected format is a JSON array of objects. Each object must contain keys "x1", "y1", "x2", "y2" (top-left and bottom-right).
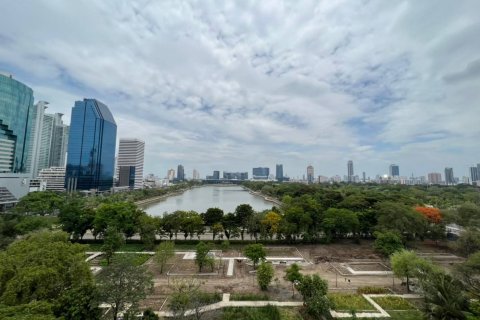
[
  {"x1": 0, "y1": 73, "x2": 34, "y2": 173},
  {"x1": 65, "y1": 99, "x2": 117, "y2": 192}
]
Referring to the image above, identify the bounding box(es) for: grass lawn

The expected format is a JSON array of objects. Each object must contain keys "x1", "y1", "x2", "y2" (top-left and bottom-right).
[
  {"x1": 327, "y1": 293, "x2": 376, "y2": 311},
  {"x1": 221, "y1": 306, "x2": 302, "y2": 320},
  {"x1": 387, "y1": 310, "x2": 424, "y2": 319},
  {"x1": 372, "y1": 296, "x2": 415, "y2": 310}
]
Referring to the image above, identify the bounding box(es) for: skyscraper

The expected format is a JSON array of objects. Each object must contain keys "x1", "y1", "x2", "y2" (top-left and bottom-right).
[
  {"x1": 117, "y1": 138, "x2": 145, "y2": 189},
  {"x1": 29, "y1": 103, "x2": 70, "y2": 177},
  {"x1": 167, "y1": 169, "x2": 175, "y2": 181},
  {"x1": 276, "y1": 164, "x2": 284, "y2": 182},
  {"x1": 65, "y1": 99, "x2": 117, "y2": 192},
  {"x1": 470, "y1": 166, "x2": 479, "y2": 183},
  {"x1": 444, "y1": 167, "x2": 454, "y2": 185},
  {"x1": 389, "y1": 164, "x2": 399, "y2": 177},
  {"x1": 347, "y1": 160, "x2": 354, "y2": 182},
  {"x1": 0, "y1": 73, "x2": 34, "y2": 173},
  {"x1": 307, "y1": 165, "x2": 314, "y2": 184},
  {"x1": 428, "y1": 172, "x2": 442, "y2": 184},
  {"x1": 177, "y1": 164, "x2": 185, "y2": 181},
  {"x1": 192, "y1": 169, "x2": 200, "y2": 180}
]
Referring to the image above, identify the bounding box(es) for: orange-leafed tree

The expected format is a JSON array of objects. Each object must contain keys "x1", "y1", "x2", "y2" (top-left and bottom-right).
[{"x1": 415, "y1": 206, "x2": 442, "y2": 223}]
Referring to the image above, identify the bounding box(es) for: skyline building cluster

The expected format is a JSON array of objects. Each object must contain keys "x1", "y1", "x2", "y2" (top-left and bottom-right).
[
  {"x1": 0, "y1": 73, "x2": 145, "y2": 206},
  {"x1": 1, "y1": 72, "x2": 479, "y2": 207}
]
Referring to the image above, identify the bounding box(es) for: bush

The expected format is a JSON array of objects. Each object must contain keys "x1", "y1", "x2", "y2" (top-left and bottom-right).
[
  {"x1": 257, "y1": 262, "x2": 274, "y2": 290},
  {"x1": 357, "y1": 286, "x2": 389, "y2": 294}
]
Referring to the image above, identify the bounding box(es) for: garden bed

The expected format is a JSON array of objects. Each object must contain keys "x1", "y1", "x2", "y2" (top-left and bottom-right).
[
  {"x1": 372, "y1": 296, "x2": 415, "y2": 310},
  {"x1": 327, "y1": 293, "x2": 376, "y2": 311}
]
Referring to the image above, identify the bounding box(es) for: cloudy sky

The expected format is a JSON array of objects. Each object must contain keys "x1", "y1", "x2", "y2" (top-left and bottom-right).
[{"x1": 1, "y1": 0, "x2": 479, "y2": 179}]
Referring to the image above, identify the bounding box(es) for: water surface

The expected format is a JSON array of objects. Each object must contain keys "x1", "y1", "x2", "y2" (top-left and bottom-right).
[{"x1": 142, "y1": 185, "x2": 275, "y2": 216}]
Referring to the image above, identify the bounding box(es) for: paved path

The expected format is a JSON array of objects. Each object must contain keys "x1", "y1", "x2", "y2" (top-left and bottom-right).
[{"x1": 155, "y1": 293, "x2": 422, "y2": 318}]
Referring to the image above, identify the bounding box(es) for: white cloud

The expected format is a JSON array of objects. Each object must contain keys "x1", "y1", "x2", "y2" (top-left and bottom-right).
[{"x1": 0, "y1": 0, "x2": 479, "y2": 178}]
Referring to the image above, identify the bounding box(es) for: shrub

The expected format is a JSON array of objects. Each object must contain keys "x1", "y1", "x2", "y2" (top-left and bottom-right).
[{"x1": 357, "y1": 286, "x2": 389, "y2": 294}]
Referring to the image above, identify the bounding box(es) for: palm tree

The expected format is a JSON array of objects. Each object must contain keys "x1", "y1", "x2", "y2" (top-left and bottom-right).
[{"x1": 419, "y1": 269, "x2": 469, "y2": 320}]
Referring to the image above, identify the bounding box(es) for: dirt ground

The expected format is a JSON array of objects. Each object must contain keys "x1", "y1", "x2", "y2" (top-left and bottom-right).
[{"x1": 120, "y1": 240, "x2": 463, "y2": 312}]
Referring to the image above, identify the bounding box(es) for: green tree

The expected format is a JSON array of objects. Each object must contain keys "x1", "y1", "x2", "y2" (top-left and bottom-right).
[
  {"x1": 195, "y1": 241, "x2": 213, "y2": 272},
  {"x1": 0, "y1": 301, "x2": 56, "y2": 320},
  {"x1": 155, "y1": 241, "x2": 175, "y2": 274},
  {"x1": 455, "y1": 251, "x2": 480, "y2": 299},
  {"x1": 58, "y1": 197, "x2": 94, "y2": 240},
  {"x1": 102, "y1": 226, "x2": 125, "y2": 265},
  {"x1": 285, "y1": 263, "x2": 302, "y2": 297},
  {"x1": 457, "y1": 203, "x2": 480, "y2": 227},
  {"x1": 139, "y1": 215, "x2": 157, "y2": 250},
  {"x1": 244, "y1": 243, "x2": 266, "y2": 269},
  {"x1": 257, "y1": 262, "x2": 274, "y2": 290},
  {"x1": 373, "y1": 231, "x2": 403, "y2": 257},
  {"x1": 297, "y1": 274, "x2": 332, "y2": 319},
  {"x1": 375, "y1": 202, "x2": 426, "y2": 241},
  {"x1": 390, "y1": 249, "x2": 431, "y2": 293},
  {"x1": 94, "y1": 202, "x2": 145, "y2": 238},
  {"x1": 53, "y1": 283, "x2": 101, "y2": 320},
  {"x1": 222, "y1": 213, "x2": 238, "y2": 239},
  {"x1": 211, "y1": 222, "x2": 224, "y2": 241},
  {"x1": 203, "y1": 208, "x2": 224, "y2": 226},
  {"x1": 323, "y1": 208, "x2": 359, "y2": 240},
  {"x1": 0, "y1": 231, "x2": 92, "y2": 307},
  {"x1": 97, "y1": 255, "x2": 154, "y2": 320},
  {"x1": 15, "y1": 191, "x2": 64, "y2": 215},
  {"x1": 234, "y1": 204, "x2": 254, "y2": 240},
  {"x1": 179, "y1": 211, "x2": 204, "y2": 239},
  {"x1": 454, "y1": 228, "x2": 480, "y2": 257}
]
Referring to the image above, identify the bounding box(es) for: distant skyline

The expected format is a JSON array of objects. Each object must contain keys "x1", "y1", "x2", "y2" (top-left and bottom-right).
[{"x1": 1, "y1": 1, "x2": 479, "y2": 178}]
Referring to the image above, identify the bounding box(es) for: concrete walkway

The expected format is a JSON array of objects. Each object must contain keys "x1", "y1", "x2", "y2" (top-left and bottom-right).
[{"x1": 155, "y1": 293, "x2": 422, "y2": 318}]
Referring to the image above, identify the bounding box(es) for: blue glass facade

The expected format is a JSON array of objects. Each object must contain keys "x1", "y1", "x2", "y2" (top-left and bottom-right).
[
  {"x1": 0, "y1": 74, "x2": 34, "y2": 173},
  {"x1": 65, "y1": 99, "x2": 117, "y2": 191}
]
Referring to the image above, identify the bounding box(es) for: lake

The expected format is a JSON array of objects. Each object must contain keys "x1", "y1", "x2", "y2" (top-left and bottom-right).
[{"x1": 141, "y1": 185, "x2": 276, "y2": 216}]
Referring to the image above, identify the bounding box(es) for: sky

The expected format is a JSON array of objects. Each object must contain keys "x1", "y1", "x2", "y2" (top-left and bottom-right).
[{"x1": 1, "y1": 0, "x2": 479, "y2": 179}]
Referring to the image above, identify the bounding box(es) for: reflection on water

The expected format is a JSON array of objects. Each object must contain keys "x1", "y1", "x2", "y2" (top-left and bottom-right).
[{"x1": 142, "y1": 185, "x2": 275, "y2": 216}]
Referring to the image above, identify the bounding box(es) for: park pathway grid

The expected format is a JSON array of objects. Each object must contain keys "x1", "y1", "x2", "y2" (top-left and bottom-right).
[{"x1": 155, "y1": 293, "x2": 422, "y2": 318}]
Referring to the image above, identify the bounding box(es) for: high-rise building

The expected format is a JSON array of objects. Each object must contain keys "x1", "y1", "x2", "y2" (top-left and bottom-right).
[
  {"x1": 213, "y1": 170, "x2": 220, "y2": 180},
  {"x1": 252, "y1": 167, "x2": 269, "y2": 179},
  {"x1": 65, "y1": 99, "x2": 117, "y2": 192},
  {"x1": 307, "y1": 165, "x2": 314, "y2": 184},
  {"x1": 28, "y1": 102, "x2": 70, "y2": 177},
  {"x1": 192, "y1": 169, "x2": 200, "y2": 180},
  {"x1": 167, "y1": 169, "x2": 175, "y2": 181},
  {"x1": 389, "y1": 164, "x2": 400, "y2": 177},
  {"x1": 276, "y1": 164, "x2": 283, "y2": 181},
  {"x1": 347, "y1": 160, "x2": 354, "y2": 182},
  {"x1": 0, "y1": 73, "x2": 34, "y2": 204},
  {"x1": 470, "y1": 166, "x2": 479, "y2": 183},
  {"x1": 38, "y1": 167, "x2": 65, "y2": 191},
  {"x1": 177, "y1": 164, "x2": 185, "y2": 181},
  {"x1": 362, "y1": 171, "x2": 366, "y2": 182},
  {"x1": 0, "y1": 73, "x2": 34, "y2": 174},
  {"x1": 427, "y1": 172, "x2": 442, "y2": 184},
  {"x1": 116, "y1": 138, "x2": 145, "y2": 189},
  {"x1": 444, "y1": 167, "x2": 455, "y2": 185}
]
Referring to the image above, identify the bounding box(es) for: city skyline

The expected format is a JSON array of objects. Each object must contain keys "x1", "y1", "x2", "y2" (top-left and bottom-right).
[{"x1": 1, "y1": 2, "x2": 479, "y2": 178}]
